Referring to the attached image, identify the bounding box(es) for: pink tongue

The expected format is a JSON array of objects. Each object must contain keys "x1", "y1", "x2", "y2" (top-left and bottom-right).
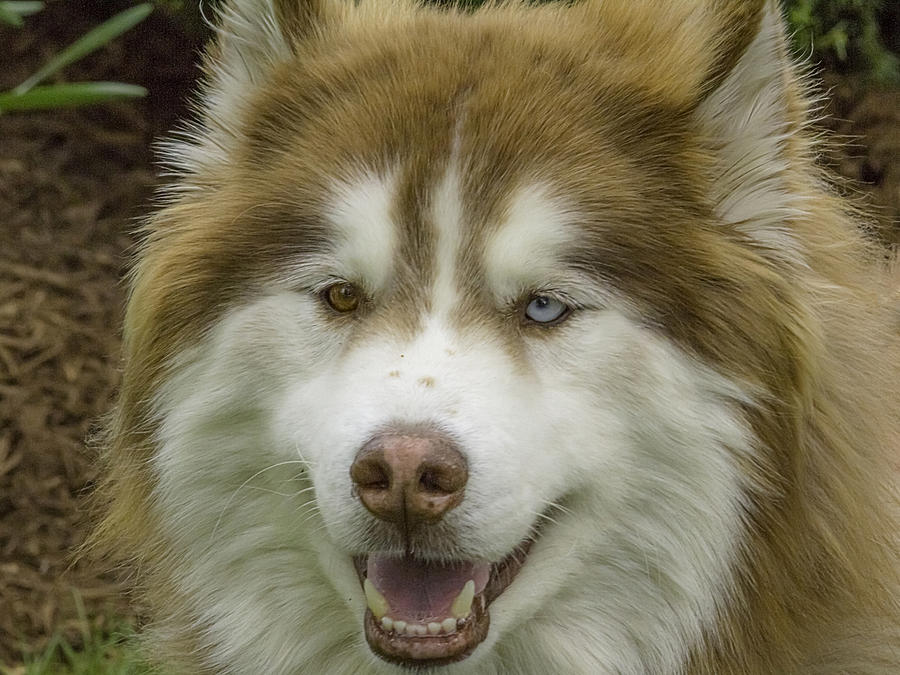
[{"x1": 367, "y1": 554, "x2": 490, "y2": 622}]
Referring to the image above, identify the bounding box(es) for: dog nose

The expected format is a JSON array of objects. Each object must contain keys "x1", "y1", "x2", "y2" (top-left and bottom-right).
[{"x1": 350, "y1": 430, "x2": 467, "y2": 527}]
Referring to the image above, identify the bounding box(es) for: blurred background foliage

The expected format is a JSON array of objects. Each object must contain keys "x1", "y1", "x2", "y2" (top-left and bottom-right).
[
  {"x1": 162, "y1": 0, "x2": 899, "y2": 83},
  {"x1": 425, "y1": 1, "x2": 899, "y2": 84},
  {"x1": 785, "y1": 0, "x2": 899, "y2": 84},
  {"x1": 2, "y1": 0, "x2": 897, "y2": 114}
]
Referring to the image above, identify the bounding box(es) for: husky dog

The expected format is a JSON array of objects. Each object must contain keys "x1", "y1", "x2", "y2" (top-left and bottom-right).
[{"x1": 94, "y1": 0, "x2": 900, "y2": 672}]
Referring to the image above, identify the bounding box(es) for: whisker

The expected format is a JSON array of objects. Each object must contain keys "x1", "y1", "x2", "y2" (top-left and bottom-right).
[
  {"x1": 243, "y1": 486, "x2": 303, "y2": 498},
  {"x1": 210, "y1": 460, "x2": 309, "y2": 543},
  {"x1": 536, "y1": 498, "x2": 574, "y2": 517}
]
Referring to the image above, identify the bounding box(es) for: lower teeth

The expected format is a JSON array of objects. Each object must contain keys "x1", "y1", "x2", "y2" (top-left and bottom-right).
[{"x1": 380, "y1": 615, "x2": 460, "y2": 636}]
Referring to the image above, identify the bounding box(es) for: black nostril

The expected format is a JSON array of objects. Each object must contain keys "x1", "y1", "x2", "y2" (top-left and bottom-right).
[
  {"x1": 368, "y1": 466, "x2": 389, "y2": 490},
  {"x1": 350, "y1": 455, "x2": 390, "y2": 491},
  {"x1": 368, "y1": 475, "x2": 389, "y2": 490},
  {"x1": 419, "y1": 470, "x2": 441, "y2": 492}
]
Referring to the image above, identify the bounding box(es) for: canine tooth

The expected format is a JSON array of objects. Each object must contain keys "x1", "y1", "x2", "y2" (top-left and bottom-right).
[
  {"x1": 364, "y1": 579, "x2": 389, "y2": 619},
  {"x1": 381, "y1": 616, "x2": 394, "y2": 632},
  {"x1": 441, "y1": 618, "x2": 457, "y2": 633},
  {"x1": 427, "y1": 622, "x2": 441, "y2": 635},
  {"x1": 451, "y1": 580, "x2": 475, "y2": 618},
  {"x1": 393, "y1": 620, "x2": 407, "y2": 633}
]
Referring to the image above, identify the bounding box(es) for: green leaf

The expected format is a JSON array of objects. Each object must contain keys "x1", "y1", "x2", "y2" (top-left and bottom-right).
[
  {"x1": 0, "y1": 3, "x2": 24, "y2": 25},
  {"x1": 0, "y1": 82, "x2": 147, "y2": 112},
  {"x1": 1, "y1": 1, "x2": 45, "y2": 18},
  {"x1": 13, "y1": 3, "x2": 153, "y2": 94}
]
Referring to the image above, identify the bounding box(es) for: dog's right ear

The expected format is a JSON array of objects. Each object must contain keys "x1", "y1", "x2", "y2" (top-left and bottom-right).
[
  {"x1": 210, "y1": 0, "x2": 344, "y2": 107},
  {"x1": 165, "y1": 0, "x2": 345, "y2": 179},
  {"x1": 210, "y1": 0, "x2": 342, "y2": 83}
]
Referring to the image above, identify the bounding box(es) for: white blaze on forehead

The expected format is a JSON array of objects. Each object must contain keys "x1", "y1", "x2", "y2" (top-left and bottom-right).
[
  {"x1": 430, "y1": 155, "x2": 464, "y2": 317},
  {"x1": 324, "y1": 171, "x2": 398, "y2": 292},
  {"x1": 485, "y1": 184, "x2": 579, "y2": 301}
]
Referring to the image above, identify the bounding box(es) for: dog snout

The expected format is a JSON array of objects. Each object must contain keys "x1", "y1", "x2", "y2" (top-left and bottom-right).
[{"x1": 350, "y1": 430, "x2": 467, "y2": 527}]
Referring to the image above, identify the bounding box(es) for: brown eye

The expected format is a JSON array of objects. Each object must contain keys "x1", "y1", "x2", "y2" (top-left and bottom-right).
[{"x1": 324, "y1": 282, "x2": 361, "y2": 313}]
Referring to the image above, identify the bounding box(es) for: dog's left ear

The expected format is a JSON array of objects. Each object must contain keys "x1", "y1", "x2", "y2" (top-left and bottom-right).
[{"x1": 694, "y1": 1, "x2": 812, "y2": 261}]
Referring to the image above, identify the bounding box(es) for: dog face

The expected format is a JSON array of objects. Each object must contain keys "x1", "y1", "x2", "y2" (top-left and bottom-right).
[
  {"x1": 151, "y1": 165, "x2": 754, "y2": 670},
  {"x1": 105, "y1": 1, "x2": 852, "y2": 672}
]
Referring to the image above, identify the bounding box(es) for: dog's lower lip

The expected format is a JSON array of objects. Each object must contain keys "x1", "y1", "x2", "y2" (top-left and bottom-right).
[
  {"x1": 354, "y1": 539, "x2": 534, "y2": 667},
  {"x1": 362, "y1": 598, "x2": 489, "y2": 667}
]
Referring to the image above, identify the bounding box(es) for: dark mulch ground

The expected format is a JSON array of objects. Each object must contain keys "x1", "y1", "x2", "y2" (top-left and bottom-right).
[
  {"x1": 0, "y1": 2, "x2": 897, "y2": 667},
  {"x1": 825, "y1": 76, "x2": 900, "y2": 247},
  {"x1": 0, "y1": 2, "x2": 200, "y2": 665}
]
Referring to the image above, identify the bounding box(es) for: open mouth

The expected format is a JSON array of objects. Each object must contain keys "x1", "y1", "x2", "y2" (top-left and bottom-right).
[{"x1": 354, "y1": 539, "x2": 533, "y2": 668}]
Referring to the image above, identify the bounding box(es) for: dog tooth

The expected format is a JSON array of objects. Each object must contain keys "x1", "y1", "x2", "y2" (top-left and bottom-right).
[
  {"x1": 427, "y1": 622, "x2": 441, "y2": 635},
  {"x1": 364, "y1": 579, "x2": 389, "y2": 619},
  {"x1": 441, "y1": 618, "x2": 457, "y2": 634},
  {"x1": 451, "y1": 580, "x2": 475, "y2": 618},
  {"x1": 393, "y1": 620, "x2": 407, "y2": 633},
  {"x1": 381, "y1": 616, "x2": 394, "y2": 632}
]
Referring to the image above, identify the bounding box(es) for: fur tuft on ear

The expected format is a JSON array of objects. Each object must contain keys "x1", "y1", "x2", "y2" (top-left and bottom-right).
[
  {"x1": 695, "y1": 0, "x2": 812, "y2": 263},
  {"x1": 701, "y1": 0, "x2": 766, "y2": 93},
  {"x1": 160, "y1": 0, "x2": 343, "y2": 183},
  {"x1": 572, "y1": 0, "x2": 764, "y2": 109}
]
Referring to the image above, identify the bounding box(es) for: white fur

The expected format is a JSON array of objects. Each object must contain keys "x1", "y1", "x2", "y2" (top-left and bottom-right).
[
  {"x1": 485, "y1": 184, "x2": 603, "y2": 308},
  {"x1": 430, "y1": 147, "x2": 464, "y2": 317},
  {"x1": 325, "y1": 171, "x2": 399, "y2": 294}
]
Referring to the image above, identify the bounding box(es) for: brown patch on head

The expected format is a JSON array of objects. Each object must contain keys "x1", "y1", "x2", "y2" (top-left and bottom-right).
[{"x1": 273, "y1": 0, "x2": 341, "y2": 50}]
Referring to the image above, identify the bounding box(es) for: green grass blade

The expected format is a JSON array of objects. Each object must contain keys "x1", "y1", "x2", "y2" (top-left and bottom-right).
[
  {"x1": 12, "y1": 616, "x2": 157, "y2": 675},
  {"x1": 28, "y1": 632, "x2": 63, "y2": 672},
  {"x1": 0, "y1": 82, "x2": 147, "y2": 112},
  {"x1": 0, "y1": 3, "x2": 24, "y2": 25},
  {"x1": 1, "y1": 1, "x2": 45, "y2": 17},
  {"x1": 13, "y1": 3, "x2": 152, "y2": 94}
]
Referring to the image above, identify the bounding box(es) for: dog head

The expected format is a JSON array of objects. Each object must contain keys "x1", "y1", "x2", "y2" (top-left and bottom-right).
[{"x1": 104, "y1": 1, "x2": 823, "y2": 672}]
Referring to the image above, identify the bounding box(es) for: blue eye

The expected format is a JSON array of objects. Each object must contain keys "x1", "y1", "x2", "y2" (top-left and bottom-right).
[{"x1": 524, "y1": 295, "x2": 570, "y2": 324}]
